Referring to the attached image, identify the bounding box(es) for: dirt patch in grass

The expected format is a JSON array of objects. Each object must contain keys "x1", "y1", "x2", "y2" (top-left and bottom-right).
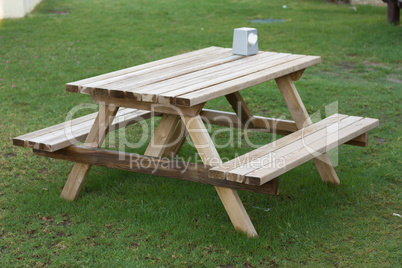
[
  {"x1": 48, "y1": 11, "x2": 70, "y2": 15},
  {"x1": 386, "y1": 77, "x2": 402, "y2": 84},
  {"x1": 336, "y1": 61, "x2": 356, "y2": 71},
  {"x1": 2, "y1": 153, "x2": 16, "y2": 158}
]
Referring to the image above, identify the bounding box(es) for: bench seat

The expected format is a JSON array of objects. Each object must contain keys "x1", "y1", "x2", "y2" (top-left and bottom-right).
[
  {"x1": 209, "y1": 114, "x2": 379, "y2": 186},
  {"x1": 13, "y1": 108, "x2": 159, "y2": 152}
]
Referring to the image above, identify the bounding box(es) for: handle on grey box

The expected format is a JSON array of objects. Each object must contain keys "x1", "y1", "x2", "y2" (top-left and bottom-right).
[{"x1": 248, "y1": 33, "x2": 258, "y2": 46}]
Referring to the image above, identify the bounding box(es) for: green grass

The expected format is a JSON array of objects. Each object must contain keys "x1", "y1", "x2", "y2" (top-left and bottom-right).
[{"x1": 1, "y1": 0, "x2": 401, "y2": 266}]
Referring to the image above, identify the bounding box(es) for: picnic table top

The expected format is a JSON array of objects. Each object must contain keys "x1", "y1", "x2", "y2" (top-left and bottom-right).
[{"x1": 66, "y1": 46, "x2": 321, "y2": 107}]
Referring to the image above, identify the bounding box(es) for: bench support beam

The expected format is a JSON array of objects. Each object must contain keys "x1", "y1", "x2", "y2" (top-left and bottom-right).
[{"x1": 34, "y1": 146, "x2": 279, "y2": 195}]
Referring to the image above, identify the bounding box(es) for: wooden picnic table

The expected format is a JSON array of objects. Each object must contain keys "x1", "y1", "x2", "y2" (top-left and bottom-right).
[{"x1": 14, "y1": 46, "x2": 379, "y2": 237}]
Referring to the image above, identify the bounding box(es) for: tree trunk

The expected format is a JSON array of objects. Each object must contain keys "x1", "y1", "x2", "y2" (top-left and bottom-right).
[{"x1": 383, "y1": 0, "x2": 400, "y2": 25}]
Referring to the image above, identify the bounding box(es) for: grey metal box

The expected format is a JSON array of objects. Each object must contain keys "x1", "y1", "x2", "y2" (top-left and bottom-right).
[{"x1": 232, "y1": 27, "x2": 258, "y2": 56}]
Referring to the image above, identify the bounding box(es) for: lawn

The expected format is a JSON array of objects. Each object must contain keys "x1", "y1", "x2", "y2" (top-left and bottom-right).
[{"x1": 0, "y1": 0, "x2": 401, "y2": 267}]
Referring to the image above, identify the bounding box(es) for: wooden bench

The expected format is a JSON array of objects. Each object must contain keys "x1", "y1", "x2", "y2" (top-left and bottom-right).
[
  {"x1": 13, "y1": 109, "x2": 377, "y2": 196},
  {"x1": 209, "y1": 114, "x2": 379, "y2": 186},
  {"x1": 13, "y1": 108, "x2": 160, "y2": 152}
]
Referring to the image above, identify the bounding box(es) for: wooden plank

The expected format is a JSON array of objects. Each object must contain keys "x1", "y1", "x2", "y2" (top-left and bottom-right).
[
  {"x1": 144, "y1": 105, "x2": 204, "y2": 159},
  {"x1": 180, "y1": 115, "x2": 221, "y2": 164},
  {"x1": 201, "y1": 109, "x2": 372, "y2": 145},
  {"x1": 245, "y1": 117, "x2": 379, "y2": 186},
  {"x1": 198, "y1": 109, "x2": 367, "y2": 145},
  {"x1": 200, "y1": 109, "x2": 297, "y2": 135},
  {"x1": 33, "y1": 145, "x2": 279, "y2": 196},
  {"x1": 88, "y1": 49, "x2": 233, "y2": 98},
  {"x1": 226, "y1": 116, "x2": 362, "y2": 183},
  {"x1": 208, "y1": 114, "x2": 348, "y2": 180},
  {"x1": 200, "y1": 109, "x2": 366, "y2": 145},
  {"x1": 143, "y1": 52, "x2": 280, "y2": 104},
  {"x1": 14, "y1": 107, "x2": 365, "y2": 153},
  {"x1": 27, "y1": 120, "x2": 95, "y2": 150},
  {"x1": 181, "y1": 114, "x2": 258, "y2": 238},
  {"x1": 16, "y1": 109, "x2": 158, "y2": 152},
  {"x1": 13, "y1": 107, "x2": 137, "y2": 146},
  {"x1": 162, "y1": 120, "x2": 188, "y2": 158},
  {"x1": 132, "y1": 53, "x2": 250, "y2": 102},
  {"x1": 66, "y1": 46, "x2": 224, "y2": 93},
  {"x1": 224, "y1": 91, "x2": 279, "y2": 184},
  {"x1": 175, "y1": 55, "x2": 321, "y2": 107},
  {"x1": 13, "y1": 112, "x2": 98, "y2": 148},
  {"x1": 251, "y1": 116, "x2": 298, "y2": 135},
  {"x1": 201, "y1": 109, "x2": 244, "y2": 128},
  {"x1": 91, "y1": 49, "x2": 231, "y2": 89},
  {"x1": 275, "y1": 75, "x2": 312, "y2": 128},
  {"x1": 162, "y1": 54, "x2": 304, "y2": 106},
  {"x1": 24, "y1": 108, "x2": 139, "y2": 147},
  {"x1": 92, "y1": 96, "x2": 205, "y2": 117},
  {"x1": 289, "y1": 69, "x2": 305, "y2": 81},
  {"x1": 344, "y1": 132, "x2": 369, "y2": 147},
  {"x1": 87, "y1": 49, "x2": 232, "y2": 89},
  {"x1": 60, "y1": 105, "x2": 119, "y2": 201},
  {"x1": 225, "y1": 92, "x2": 255, "y2": 127},
  {"x1": 275, "y1": 75, "x2": 340, "y2": 185},
  {"x1": 144, "y1": 114, "x2": 181, "y2": 158},
  {"x1": 138, "y1": 53, "x2": 253, "y2": 102}
]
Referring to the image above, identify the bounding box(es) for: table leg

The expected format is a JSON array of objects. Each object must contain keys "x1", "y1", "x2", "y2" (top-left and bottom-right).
[
  {"x1": 275, "y1": 75, "x2": 340, "y2": 185},
  {"x1": 163, "y1": 120, "x2": 188, "y2": 157},
  {"x1": 225, "y1": 92, "x2": 255, "y2": 127},
  {"x1": 60, "y1": 105, "x2": 119, "y2": 201},
  {"x1": 180, "y1": 114, "x2": 258, "y2": 237},
  {"x1": 144, "y1": 114, "x2": 185, "y2": 158}
]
